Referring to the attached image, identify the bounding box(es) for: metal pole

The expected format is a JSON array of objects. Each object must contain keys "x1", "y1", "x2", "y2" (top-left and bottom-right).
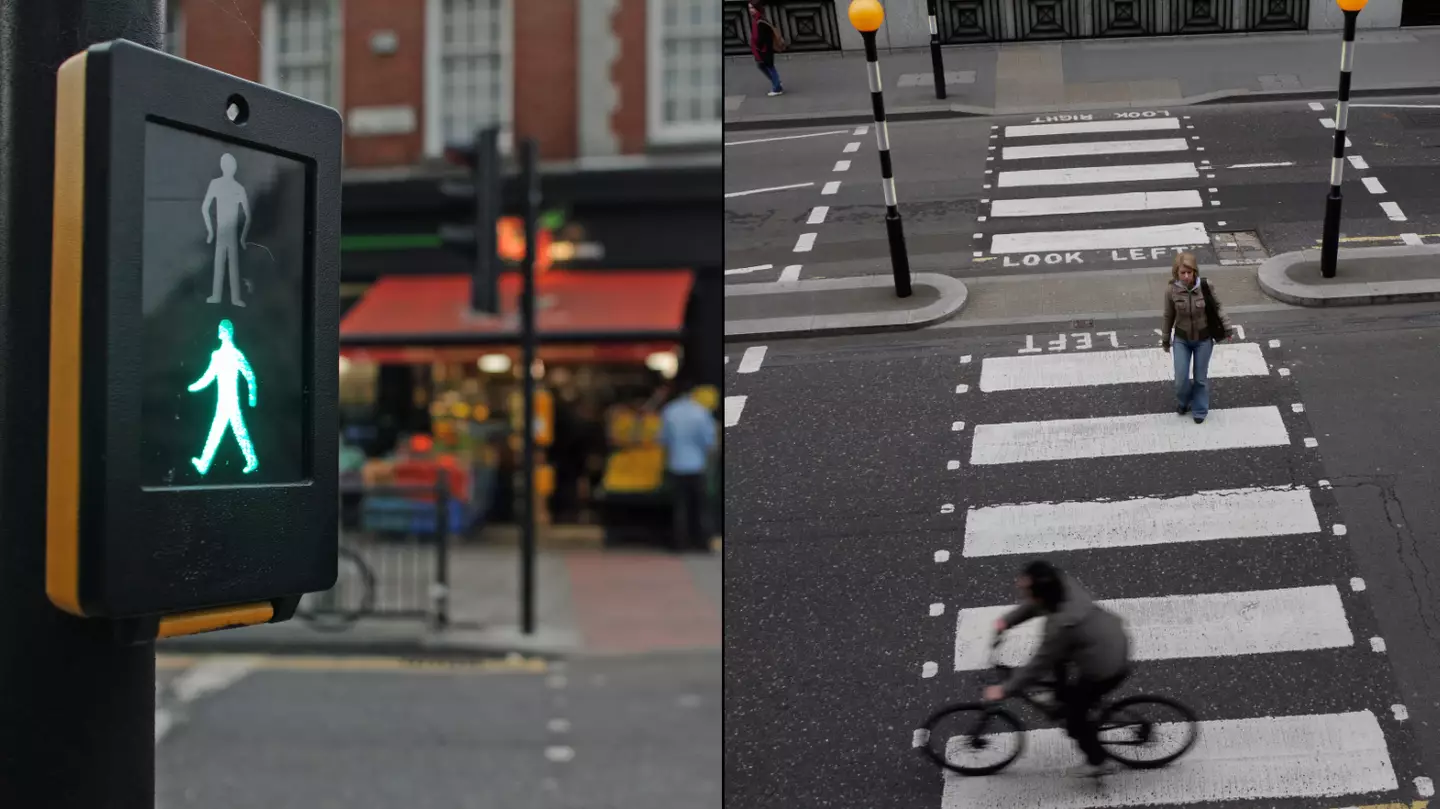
[
  {"x1": 861, "y1": 30, "x2": 913, "y2": 298},
  {"x1": 432, "y1": 471, "x2": 450, "y2": 630},
  {"x1": 471, "y1": 126, "x2": 501, "y2": 313},
  {"x1": 519, "y1": 138, "x2": 540, "y2": 635},
  {"x1": 0, "y1": 2, "x2": 160, "y2": 805},
  {"x1": 926, "y1": 0, "x2": 946, "y2": 100},
  {"x1": 1321, "y1": 9, "x2": 1359, "y2": 279}
]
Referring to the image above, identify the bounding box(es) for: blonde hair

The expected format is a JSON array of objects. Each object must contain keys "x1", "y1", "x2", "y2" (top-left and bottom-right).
[{"x1": 1171, "y1": 252, "x2": 1198, "y2": 281}]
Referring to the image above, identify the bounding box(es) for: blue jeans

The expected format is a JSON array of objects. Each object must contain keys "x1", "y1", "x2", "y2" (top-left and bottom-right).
[
  {"x1": 756, "y1": 61, "x2": 782, "y2": 92},
  {"x1": 1173, "y1": 337, "x2": 1214, "y2": 419}
]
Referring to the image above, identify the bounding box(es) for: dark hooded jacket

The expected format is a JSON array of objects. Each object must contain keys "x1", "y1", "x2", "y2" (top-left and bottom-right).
[{"x1": 1000, "y1": 571, "x2": 1129, "y2": 696}]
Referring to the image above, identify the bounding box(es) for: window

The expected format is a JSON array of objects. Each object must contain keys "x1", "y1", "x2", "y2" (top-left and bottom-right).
[
  {"x1": 262, "y1": 0, "x2": 339, "y2": 108},
  {"x1": 164, "y1": 1, "x2": 184, "y2": 58},
  {"x1": 647, "y1": 0, "x2": 721, "y2": 145},
  {"x1": 425, "y1": 0, "x2": 513, "y2": 156}
]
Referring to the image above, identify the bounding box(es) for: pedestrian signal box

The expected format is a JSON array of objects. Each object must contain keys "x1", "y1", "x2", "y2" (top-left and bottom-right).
[{"x1": 47, "y1": 40, "x2": 341, "y2": 638}]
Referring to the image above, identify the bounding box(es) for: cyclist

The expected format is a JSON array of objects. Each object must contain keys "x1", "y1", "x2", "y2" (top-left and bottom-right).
[{"x1": 983, "y1": 560, "x2": 1131, "y2": 777}]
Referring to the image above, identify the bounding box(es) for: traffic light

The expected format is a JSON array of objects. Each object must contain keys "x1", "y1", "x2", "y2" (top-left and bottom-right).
[
  {"x1": 439, "y1": 126, "x2": 503, "y2": 314},
  {"x1": 46, "y1": 40, "x2": 340, "y2": 638}
]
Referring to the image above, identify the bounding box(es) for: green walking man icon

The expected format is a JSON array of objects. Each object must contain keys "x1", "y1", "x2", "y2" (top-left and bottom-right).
[{"x1": 188, "y1": 319, "x2": 259, "y2": 475}]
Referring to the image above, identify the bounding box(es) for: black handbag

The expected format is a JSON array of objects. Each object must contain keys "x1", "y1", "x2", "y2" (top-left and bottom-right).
[{"x1": 1199, "y1": 278, "x2": 1226, "y2": 341}]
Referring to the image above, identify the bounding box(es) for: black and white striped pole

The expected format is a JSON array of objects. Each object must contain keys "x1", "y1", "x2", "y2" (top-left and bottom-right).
[
  {"x1": 926, "y1": 0, "x2": 946, "y2": 100},
  {"x1": 849, "y1": 0, "x2": 913, "y2": 298},
  {"x1": 1321, "y1": 0, "x2": 1367, "y2": 279}
]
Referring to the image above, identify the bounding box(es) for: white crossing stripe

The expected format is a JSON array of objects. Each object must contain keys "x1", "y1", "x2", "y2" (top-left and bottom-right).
[
  {"x1": 962, "y1": 485, "x2": 1320, "y2": 557},
  {"x1": 1362, "y1": 176, "x2": 1387, "y2": 195},
  {"x1": 954, "y1": 584, "x2": 1349, "y2": 671},
  {"x1": 1382, "y1": 201, "x2": 1408, "y2": 221},
  {"x1": 979, "y1": 344, "x2": 1268, "y2": 391},
  {"x1": 989, "y1": 222, "x2": 1208, "y2": 254},
  {"x1": 737, "y1": 346, "x2": 766, "y2": 374},
  {"x1": 998, "y1": 162, "x2": 1199, "y2": 188},
  {"x1": 990, "y1": 190, "x2": 1202, "y2": 218},
  {"x1": 940, "y1": 711, "x2": 1397, "y2": 808},
  {"x1": 793, "y1": 233, "x2": 817, "y2": 252},
  {"x1": 1401, "y1": 233, "x2": 1425, "y2": 246},
  {"x1": 1004, "y1": 118, "x2": 1182, "y2": 138},
  {"x1": 1348, "y1": 155, "x2": 1369, "y2": 170},
  {"x1": 1002, "y1": 138, "x2": 1190, "y2": 161},
  {"x1": 970, "y1": 406, "x2": 1290, "y2": 465},
  {"x1": 724, "y1": 396, "x2": 746, "y2": 428}
]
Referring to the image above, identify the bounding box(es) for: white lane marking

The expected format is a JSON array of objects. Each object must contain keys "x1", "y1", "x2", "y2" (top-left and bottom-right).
[
  {"x1": 1309, "y1": 102, "x2": 1325, "y2": 111},
  {"x1": 1305, "y1": 437, "x2": 1319, "y2": 448},
  {"x1": 1279, "y1": 367, "x2": 1292, "y2": 377},
  {"x1": 1362, "y1": 176, "x2": 1387, "y2": 195},
  {"x1": 946, "y1": 460, "x2": 961, "y2": 471},
  {"x1": 940, "y1": 504, "x2": 956, "y2": 514},
  {"x1": 939, "y1": 711, "x2": 1397, "y2": 808},
  {"x1": 955, "y1": 585, "x2": 1350, "y2": 672},
  {"x1": 725, "y1": 263, "x2": 773, "y2": 276},
  {"x1": 955, "y1": 384, "x2": 969, "y2": 394},
  {"x1": 545, "y1": 745, "x2": 576, "y2": 762},
  {"x1": 1333, "y1": 523, "x2": 1347, "y2": 535},
  {"x1": 793, "y1": 233, "x2": 817, "y2": 252},
  {"x1": 833, "y1": 160, "x2": 851, "y2": 172},
  {"x1": 1226, "y1": 162, "x2": 1295, "y2": 168},
  {"x1": 952, "y1": 421, "x2": 966, "y2": 431},
  {"x1": 1004, "y1": 118, "x2": 1181, "y2": 138},
  {"x1": 1393, "y1": 704, "x2": 1410, "y2": 721},
  {"x1": 170, "y1": 657, "x2": 261, "y2": 704},
  {"x1": 1382, "y1": 201, "x2": 1408, "y2": 221},
  {"x1": 1349, "y1": 103, "x2": 1440, "y2": 109},
  {"x1": 822, "y1": 181, "x2": 841, "y2": 194},
  {"x1": 724, "y1": 130, "x2": 849, "y2": 146},
  {"x1": 155, "y1": 709, "x2": 176, "y2": 743},
  {"x1": 724, "y1": 182, "x2": 815, "y2": 198},
  {"x1": 970, "y1": 406, "x2": 1289, "y2": 465},
  {"x1": 778, "y1": 264, "x2": 802, "y2": 283},
  {"x1": 1348, "y1": 155, "x2": 1369, "y2": 170},
  {"x1": 989, "y1": 222, "x2": 1208, "y2": 254},
  {"x1": 1002, "y1": 138, "x2": 1190, "y2": 161},
  {"x1": 934, "y1": 550, "x2": 951, "y2": 562},
  {"x1": 1351, "y1": 577, "x2": 1366, "y2": 591},
  {"x1": 724, "y1": 396, "x2": 747, "y2": 428},
  {"x1": 807, "y1": 206, "x2": 829, "y2": 224},
  {"x1": 1418, "y1": 776, "x2": 1435, "y2": 797},
  {"x1": 548, "y1": 718, "x2": 571, "y2": 733},
  {"x1": 913, "y1": 728, "x2": 930, "y2": 748},
  {"x1": 921, "y1": 661, "x2": 938, "y2": 678},
  {"x1": 1321, "y1": 118, "x2": 1336, "y2": 128},
  {"x1": 930, "y1": 603, "x2": 945, "y2": 617},
  {"x1": 963, "y1": 486, "x2": 1319, "y2": 557},
  {"x1": 981, "y1": 344, "x2": 1267, "y2": 391},
  {"x1": 991, "y1": 190, "x2": 1202, "y2": 218},
  {"x1": 998, "y1": 162, "x2": 1199, "y2": 188},
  {"x1": 843, "y1": 142, "x2": 861, "y2": 153},
  {"x1": 737, "y1": 346, "x2": 767, "y2": 374},
  {"x1": 854, "y1": 125, "x2": 869, "y2": 135},
  {"x1": 1372, "y1": 637, "x2": 1387, "y2": 652},
  {"x1": 1402, "y1": 233, "x2": 1425, "y2": 246}
]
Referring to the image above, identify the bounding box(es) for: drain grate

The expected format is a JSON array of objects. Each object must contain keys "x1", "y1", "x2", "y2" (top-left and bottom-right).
[{"x1": 1211, "y1": 230, "x2": 1269, "y2": 266}]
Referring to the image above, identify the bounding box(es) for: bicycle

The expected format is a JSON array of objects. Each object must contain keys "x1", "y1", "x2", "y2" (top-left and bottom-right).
[
  {"x1": 918, "y1": 633, "x2": 1198, "y2": 775},
  {"x1": 295, "y1": 543, "x2": 376, "y2": 632}
]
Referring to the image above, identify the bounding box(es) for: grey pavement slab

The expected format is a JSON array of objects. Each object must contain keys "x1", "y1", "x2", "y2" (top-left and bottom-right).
[
  {"x1": 1259, "y1": 246, "x2": 1440, "y2": 305},
  {"x1": 725, "y1": 29, "x2": 1440, "y2": 128},
  {"x1": 724, "y1": 273, "x2": 968, "y2": 339}
]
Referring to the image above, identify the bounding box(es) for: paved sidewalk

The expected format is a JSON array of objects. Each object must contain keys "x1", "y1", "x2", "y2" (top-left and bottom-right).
[
  {"x1": 726, "y1": 28, "x2": 1440, "y2": 129},
  {"x1": 158, "y1": 544, "x2": 721, "y2": 659},
  {"x1": 1259, "y1": 245, "x2": 1440, "y2": 305},
  {"x1": 724, "y1": 265, "x2": 1290, "y2": 337}
]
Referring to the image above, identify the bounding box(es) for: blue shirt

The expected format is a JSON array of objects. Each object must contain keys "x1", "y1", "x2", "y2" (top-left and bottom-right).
[{"x1": 659, "y1": 396, "x2": 717, "y2": 474}]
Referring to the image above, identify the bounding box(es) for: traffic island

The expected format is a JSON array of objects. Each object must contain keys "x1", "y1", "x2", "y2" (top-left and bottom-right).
[
  {"x1": 1258, "y1": 245, "x2": 1440, "y2": 307},
  {"x1": 724, "y1": 273, "x2": 968, "y2": 341}
]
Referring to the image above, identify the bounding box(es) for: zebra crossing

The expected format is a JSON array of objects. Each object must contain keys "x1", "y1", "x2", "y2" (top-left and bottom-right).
[
  {"x1": 978, "y1": 112, "x2": 1222, "y2": 267},
  {"x1": 723, "y1": 344, "x2": 767, "y2": 428},
  {"x1": 926, "y1": 334, "x2": 1430, "y2": 808}
]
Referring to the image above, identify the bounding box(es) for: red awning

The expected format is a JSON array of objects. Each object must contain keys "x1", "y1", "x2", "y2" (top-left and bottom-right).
[{"x1": 340, "y1": 270, "x2": 693, "y2": 347}]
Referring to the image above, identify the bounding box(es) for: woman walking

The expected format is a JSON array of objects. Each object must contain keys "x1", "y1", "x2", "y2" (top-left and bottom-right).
[{"x1": 1162, "y1": 253, "x2": 1235, "y2": 424}]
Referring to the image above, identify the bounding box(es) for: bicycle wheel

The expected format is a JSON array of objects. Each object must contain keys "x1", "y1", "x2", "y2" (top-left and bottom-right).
[
  {"x1": 297, "y1": 546, "x2": 376, "y2": 632},
  {"x1": 918, "y1": 701, "x2": 1027, "y2": 775},
  {"x1": 1097, "y1": 695, "x2": 1198, "y2": 769}
]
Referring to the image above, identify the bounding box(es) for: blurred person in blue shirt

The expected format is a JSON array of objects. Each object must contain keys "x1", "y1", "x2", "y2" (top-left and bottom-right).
[{"x1": 659, "y1": 380, "x2": 718, "y2": 552}]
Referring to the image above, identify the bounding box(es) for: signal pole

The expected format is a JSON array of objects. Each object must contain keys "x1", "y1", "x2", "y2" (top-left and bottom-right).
[{"x1": 0, "y1": 2, "x2": 161, "y2": 806}]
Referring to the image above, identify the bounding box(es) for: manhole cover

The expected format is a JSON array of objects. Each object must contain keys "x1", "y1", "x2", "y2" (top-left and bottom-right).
[
  {"x1": 1404, "y1": 110, "x2": 1440, "y2": 129},
  {"x1": 1211, "y1": 230, "x2": 1269, "y2": 266}
]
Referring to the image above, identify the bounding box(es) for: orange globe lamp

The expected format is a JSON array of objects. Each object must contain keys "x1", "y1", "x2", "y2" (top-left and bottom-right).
[
  {"x1": 1336, "y1": 0, "x2": 1366, "y2": 10},
  {"x1": 848, "y1": 0, "x2": 884, "y2": 32}
]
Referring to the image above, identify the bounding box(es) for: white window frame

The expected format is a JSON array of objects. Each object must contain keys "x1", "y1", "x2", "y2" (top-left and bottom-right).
[
  {"x1": 261, "y1": 0, "x2": 344, "y2": 111},
  {"x1": 646, "y1": 0, "x2": 721, "y2": 146},
  {"x1": 423, "y1": 0, "x2": 515, "y2": 158},
  {"x1": 165, "y1": 1, "x2": 185, "y2": 59}
]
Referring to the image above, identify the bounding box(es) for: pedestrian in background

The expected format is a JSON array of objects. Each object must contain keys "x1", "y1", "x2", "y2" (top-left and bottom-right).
[
  {"x1": 749, "y1": 0, "x2": 785, "y2": 97},
  {"x1": 659, "y1": 380, "x2": 718, "y2": 553},
  {"x1": 1162, "y1": 252, "x2": 1235, "y2": 424}
]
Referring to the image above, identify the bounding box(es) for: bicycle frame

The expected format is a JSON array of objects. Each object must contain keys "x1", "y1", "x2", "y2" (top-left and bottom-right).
[{"x1": 973, "y1": 634, "x2": 1145, "y2": 745}]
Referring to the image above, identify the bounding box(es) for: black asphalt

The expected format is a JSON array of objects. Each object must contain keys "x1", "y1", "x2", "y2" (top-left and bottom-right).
[
  {"x1": 724, "y1": 308, "x2": 1437, "y2": 809},
  {"x1": 724, "y1": 94, "x2": 1440, "y2": 284}
]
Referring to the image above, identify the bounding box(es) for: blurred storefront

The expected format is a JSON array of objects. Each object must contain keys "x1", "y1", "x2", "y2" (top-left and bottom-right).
[{"x1": 337, "y1": 157, "x2": 721, "y2": 538}]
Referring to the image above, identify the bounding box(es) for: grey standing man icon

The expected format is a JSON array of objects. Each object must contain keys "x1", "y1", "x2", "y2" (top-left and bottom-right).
[{"x1": 202, "y1": 153, "x2": 251, "y2": 307}]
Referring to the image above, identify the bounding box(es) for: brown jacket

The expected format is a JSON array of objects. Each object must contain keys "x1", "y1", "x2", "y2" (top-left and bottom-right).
[{"x1": 1163, "y1": 279, "x2": 1233, "y2": 344}]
